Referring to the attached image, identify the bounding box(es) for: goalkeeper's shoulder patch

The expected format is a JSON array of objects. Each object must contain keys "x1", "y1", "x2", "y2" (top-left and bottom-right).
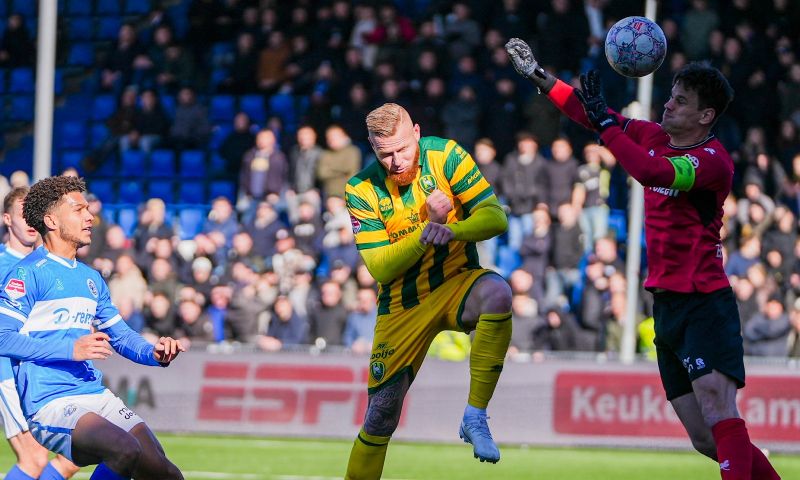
[{"x1": 666, "y1": 155, "x2": 696, "y2": 191}]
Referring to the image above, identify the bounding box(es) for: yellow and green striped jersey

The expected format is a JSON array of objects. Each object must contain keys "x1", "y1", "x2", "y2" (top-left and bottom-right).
[{"x1": 345, "y1": 136, "x2": 495, "y2": 315}]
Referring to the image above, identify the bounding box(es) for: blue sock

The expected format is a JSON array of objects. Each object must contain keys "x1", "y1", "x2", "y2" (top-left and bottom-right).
[
  {"x1": 5, "y1": 465, "x2": 36, "y2": 480},
  {"x1": 464, "y1": 404, "x2": 487, "y2": 417},
  {"x1": 39, "y1": 462, "x2": 67, "y2": 480},
  {"x1": 90, "y1": 463, "x2": 129, "y2": 480}
]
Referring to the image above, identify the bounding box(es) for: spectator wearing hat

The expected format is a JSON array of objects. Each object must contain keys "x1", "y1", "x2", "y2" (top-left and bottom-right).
[
  {"x1": 188, "y1": 256, "x2": 216, "y2": 303},
  {"x1": 744, "y1": 295, "x2": 792, "y2": 356},
  {"x1": 258, "y1": 296, "x2": 309, "y2": 352}
]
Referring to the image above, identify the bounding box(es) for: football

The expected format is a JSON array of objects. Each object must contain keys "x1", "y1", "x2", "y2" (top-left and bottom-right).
[{"x1": 605, "y1": 16, "x2": 667, "y2": 77}]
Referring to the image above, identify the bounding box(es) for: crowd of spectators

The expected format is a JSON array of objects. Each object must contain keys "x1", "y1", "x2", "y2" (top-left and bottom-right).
[{"x1": 1, "y1": 0, "x2": 800, "y2": 359}]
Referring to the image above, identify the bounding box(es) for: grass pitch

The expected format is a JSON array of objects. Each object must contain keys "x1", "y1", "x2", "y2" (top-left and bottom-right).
[{"x1": 1, "y1": 433, "x2": 799, "y2": 479}]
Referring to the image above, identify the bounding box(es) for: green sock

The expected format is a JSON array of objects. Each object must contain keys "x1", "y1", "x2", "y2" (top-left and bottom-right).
[
  {"x1": 345, "y1": 428, "x2": 391, "y2": 480},
  {"x1": 468, "y1": 311, "x2": 512, "y2": 408}
]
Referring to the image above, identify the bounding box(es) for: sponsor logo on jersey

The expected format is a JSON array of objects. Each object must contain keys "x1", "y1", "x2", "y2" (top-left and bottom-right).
[
  {"x1": 63, "y1": 404, "x2": 77, "y2": 417},
  {"x1": 419, "y1": 175, "x2": 437, "y2": 194},
  {"x1": 350, "y1": 214, "x2": 361, "y2": 234},
  {"x1": 704, "y1": 147, "x2": 716, "y2": 155},
  {"x1": 53, "y1": 307, "x2": 70, "y2": 325},
  {"x1": 650, "y1": 186, "x2": 679, "y2": 198},
  {"x1": 87, "y1": 279, "x2": 98, "y2": 298},
  {"x1": 370, "y1": 361, "x2": 386, "y2": 382},
  {"x1": 4, "y1": 279, "x2": 25, "y2": 300},
  {"x1": 686, "y1": 154, "x2": 700, "y2": 168},
  {"x1": 55, "y1": 278, "x2": 64, "y2": 291},
  {"x1": 15, "y1": 267, "x2": 25, "y2": 280},
  {"x1": 696, "y1": 358, "x2": 706, "y2": 369},
  {"x1": 379, "y1": 197, "x2": 393, "y2": 215},
  {"x1": 648, "y1": 149, "x2": 655, "y2": 157}
]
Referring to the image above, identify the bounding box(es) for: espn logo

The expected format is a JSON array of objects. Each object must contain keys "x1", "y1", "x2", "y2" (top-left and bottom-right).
[{"x1": 198, "y1": 362, "x2": 409, "y2": 427}]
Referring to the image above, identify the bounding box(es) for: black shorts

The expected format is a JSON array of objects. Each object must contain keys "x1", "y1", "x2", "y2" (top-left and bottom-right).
[{"x1": 652, "y1": 287, "x2": 745, "y2": 401}]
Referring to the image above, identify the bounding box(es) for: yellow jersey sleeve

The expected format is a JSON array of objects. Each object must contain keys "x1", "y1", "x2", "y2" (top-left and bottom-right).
[
  {"x1": 345, "y1": 182, "x2": 390, "y2": 251},
  {"x1": 442, "y1": 143, "x2": 495, "y2": 213}
]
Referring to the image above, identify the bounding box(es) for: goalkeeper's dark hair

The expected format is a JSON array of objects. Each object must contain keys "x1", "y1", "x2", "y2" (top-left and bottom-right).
[
  {"x1": 23, "y1": 176, "x2": 86, "y2": 237},
  {"x1": 673, "y1": 62, "x2": 734, "y2": 123}
]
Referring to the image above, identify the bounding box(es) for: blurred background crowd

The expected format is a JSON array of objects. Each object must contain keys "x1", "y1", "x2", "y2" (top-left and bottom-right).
[{"x1": 0, "y1": 0, "x2": 799, "y2": 359}]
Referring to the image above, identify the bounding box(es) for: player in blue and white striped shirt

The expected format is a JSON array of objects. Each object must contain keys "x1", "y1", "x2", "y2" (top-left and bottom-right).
[
  {"x1": 0, "y1": 177, "x2": 184, "y2": 480},
  {"x1": 0, "y1": 187, "x2": 80, "y2": 480}
]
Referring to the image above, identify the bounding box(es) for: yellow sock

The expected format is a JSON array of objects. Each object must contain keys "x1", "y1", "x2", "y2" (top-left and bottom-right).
[
  {"x1": 345, "y1": 428, "x2": 391, "y2": 480},
  {"x1": 468, "y1": 311, "x2": 512, "y2": 409}
]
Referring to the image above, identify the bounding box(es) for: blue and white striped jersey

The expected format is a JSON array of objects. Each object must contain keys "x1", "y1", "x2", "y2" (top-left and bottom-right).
[
  {"x1": 0, "y1": 244, "x2": 26, "y2": 382},
  {"x1": 0, "y1": 246, "x2": 160, "y2": 417}
]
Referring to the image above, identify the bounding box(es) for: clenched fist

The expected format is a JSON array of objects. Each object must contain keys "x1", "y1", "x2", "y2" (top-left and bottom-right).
[{"x1": 426, "y1": 189, "x2": 453, "y2": 224}]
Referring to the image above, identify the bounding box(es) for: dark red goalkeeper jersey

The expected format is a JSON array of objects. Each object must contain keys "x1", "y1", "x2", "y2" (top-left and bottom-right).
[{"x1": 548, "y1": 80, "x2": 732, "y2": 293}]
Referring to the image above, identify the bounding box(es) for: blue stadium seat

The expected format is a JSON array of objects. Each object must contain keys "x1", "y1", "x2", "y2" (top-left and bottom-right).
[
  {"x1": 147, "y1": 180, "x2": 174, "y2": 202},
  {"x1": 160, "y1": 94, "x2": 176, "y2": 119},
  {"x1": 67, "y1": 43, "x2": 95, "y2": 67},
  {"x1": 268, "y1": 93, "x2": 297, "y2": 129},
  {"x1": 117, "y1": 206, "x2": 138, "y2": 237},
  {"x1": 54, "y1": 69, "x2": 64, "y2": 95},
  {"x1": 58, "y1": 93, "x2": 93, "y2": 120},
  {"x1": 496, "y1": 246, "x2": 521, "y2": 279},
  {"x1": 66, "y1": 0, "x2": 91, "y2": 15},
  {"x1": 124, "y1": 0, "x2": 150, "y2": 14},
  {"x1": 58, "y1": 150, "x2": 84, "y2": 172},
  {"x1": 179, "y1": 150, "x2": 206, "y2": 178},
  {"x1": 209, "y1": 124, "x2": 232, "y2": 150},
  {"x1": 177, "y1": 182, "x2": 205, "y2": 204},
  {"x1": 90, "y1": 122, "x2": 110, "y2": 148},
  {"x1": 92, "y1": 94, "x2": 116, "y2": 121},
  {"x1": 118, "y1": 181, "x2": 144, "y2": 204},
  {"x1": 209, "y1": 153, "x2": 227, "y2": 175},
  {"x1": 177, "y1": 208, "x2": 206, "y2": 240},
  {"x1": 9, "y1": 68, "x2": 34, "y2": 94},
  {"x1": 239, "y1": 95, "x2": 266, "y2": 123},
  {"x1": 88, "y1": 180, "x2": 115, "y2": 204},
  {"x1": 97, "y1": 17, "x2": 122, "y2": 40},
  {"x1": 209, "y1": 68, "x2": 229, "y2": 90},
  {"x1": 607, "y1": 209, "x2": 627, "y2": 243},
  {"x1": 9, "y1": 96, "x2": 34, "y2": 121},
  {"x1": 209, "y1": 181, "x2": 236, "y2": 203},
  {"x1": 11, "y1": 0, "x2": 35, "y2": 17},
  {"x1": 149, "y1": 149, "x2": 176, "y2": 177},
  {"x1": 120, "y1": 150, "x2": 146, "y2": 176},
  {"x1": 67, "y1": 17, "x2": 93, "y2": 40},
  {"x1": 96, "y1": 0, "x2": 121, "y2": 15},
  {"x1": 209, "y1": 95, "x2": 235, "y2": 123},
  {"x1": 57, "y1": 121, "x2": 88, "y2": 150}
]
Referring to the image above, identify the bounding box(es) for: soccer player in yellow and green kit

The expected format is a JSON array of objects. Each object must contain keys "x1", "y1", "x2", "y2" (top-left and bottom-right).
[{"x1": 344, "y1": 103, "x2": 512, "y2": 479}]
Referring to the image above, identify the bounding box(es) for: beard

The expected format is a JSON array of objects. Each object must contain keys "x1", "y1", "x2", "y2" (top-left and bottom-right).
[
  {"x1": 59, "y1": 224, "x2": 90, "y2": 249},
  {"x1": 387, "y1": 148, "x2": 420, "y2": 186},
  {"x1": 388, "y1": 165, "x2": 420, "y2": 186}
]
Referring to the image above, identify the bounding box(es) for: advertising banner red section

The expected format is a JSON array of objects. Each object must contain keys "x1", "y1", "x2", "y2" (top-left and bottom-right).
[{"x1": 554, "y1": 372, "x2": 800, "y2": 442}]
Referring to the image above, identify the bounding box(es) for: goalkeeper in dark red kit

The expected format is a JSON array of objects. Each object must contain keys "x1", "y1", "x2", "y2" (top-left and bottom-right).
[{"x1": 506, "y1": 38, "x2": 780, "y2": 480}]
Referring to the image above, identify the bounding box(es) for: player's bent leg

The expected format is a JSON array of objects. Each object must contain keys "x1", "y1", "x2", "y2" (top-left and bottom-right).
[
  {"x1": 346, "y1": 374, "x2": 411, "y2": 480},
  {"x1": 669, "y1": 392, "x2": 717, "y2": 460},
  {"x1": 128, "y1": 423, "x2": 183, "y2": 480},
  {"x1": 693, "y1": 370, "x2": 755, "y2": 480},
  {"x1": 70, "y1": 413, "x2": 142, "y2": 476},
  {"x1": 459, "y1": 274, "x2": 512, "y2": 463},
  {"x1": 7, "y1": 431, "x2": 50, "y2": 478},
  {"x1": 40, "y1": 455, "x2": 81, "y2": 480}
]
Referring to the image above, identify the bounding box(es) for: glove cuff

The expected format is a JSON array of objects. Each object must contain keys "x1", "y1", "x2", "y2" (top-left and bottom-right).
[{"x1": 531, "y1": 66, "x2": 556, "y2": 94}]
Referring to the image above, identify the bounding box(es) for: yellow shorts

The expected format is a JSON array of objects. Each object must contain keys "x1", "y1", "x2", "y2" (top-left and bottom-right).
[{"x1": 367, "y1": 268, "x2": 494, "y2": 394}]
